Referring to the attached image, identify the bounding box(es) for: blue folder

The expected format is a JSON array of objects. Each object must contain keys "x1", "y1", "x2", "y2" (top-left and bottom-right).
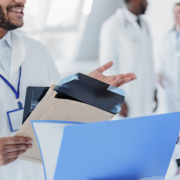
[{"x1": 31, "y1": 112, "x2": 180, "y2": 180}]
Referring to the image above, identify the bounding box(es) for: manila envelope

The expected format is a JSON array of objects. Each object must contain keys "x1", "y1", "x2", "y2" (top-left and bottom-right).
[{"x1": 15, "y1": 86, "x2": 114, "y2": 164}]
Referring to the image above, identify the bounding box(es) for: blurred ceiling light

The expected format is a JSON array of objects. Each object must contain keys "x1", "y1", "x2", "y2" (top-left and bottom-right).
[
  {"x1": 82, "y1": 0, "x2": 94, "y2": 15},
  {"x1": 25, "y1": 0, "x2": 39, "y2": 16}
]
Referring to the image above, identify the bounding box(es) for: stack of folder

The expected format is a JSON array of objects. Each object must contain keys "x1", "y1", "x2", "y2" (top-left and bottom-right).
[
  {"x1": 14, "y1": 73, "x2": 180, "y2": 180},
  {"x1": 15, "y1": 73, "x2": 125, "y2": 163}
]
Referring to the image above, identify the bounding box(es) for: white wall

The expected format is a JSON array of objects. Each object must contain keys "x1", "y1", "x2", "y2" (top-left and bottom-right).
[{"x1": 76, "y1": 0, "x2": 123, "y2": 61}]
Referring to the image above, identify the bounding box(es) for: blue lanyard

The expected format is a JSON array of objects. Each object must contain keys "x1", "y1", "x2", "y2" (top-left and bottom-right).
[{"x1": 0, "y1": 67, "x2": 23, "y2": 109}]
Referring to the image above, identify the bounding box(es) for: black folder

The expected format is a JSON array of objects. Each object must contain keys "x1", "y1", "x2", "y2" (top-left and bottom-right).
[{"x1": 22, "y1": 87, "x2": 49, "y2": 124}]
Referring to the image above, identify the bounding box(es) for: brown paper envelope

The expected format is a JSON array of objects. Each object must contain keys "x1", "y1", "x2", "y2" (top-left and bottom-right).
[{"x1": 15, "y1": 86, "x2": 114, "y2": 164}]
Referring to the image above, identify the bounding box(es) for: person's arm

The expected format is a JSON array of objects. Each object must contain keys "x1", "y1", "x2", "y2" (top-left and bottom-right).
[{"x1": 0, "y1": 137, "x2": 32, "y2": 166}]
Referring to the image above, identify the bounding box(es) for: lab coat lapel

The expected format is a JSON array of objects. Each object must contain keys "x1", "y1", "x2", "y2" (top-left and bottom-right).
[
  {"x1": 0, "y1": 66, "x2": 10, "y2": 82},
  {"x1": 123, "y1": 10, "x2": 142, "y2": 37},
  {"x1": 10, "y1": 30, "x2": 26, "y2": 80}
]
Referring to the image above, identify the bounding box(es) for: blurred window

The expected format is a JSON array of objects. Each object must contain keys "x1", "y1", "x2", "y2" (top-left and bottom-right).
[{"x1": 21, "y1": 0, "x2": 94, "y2": 61}]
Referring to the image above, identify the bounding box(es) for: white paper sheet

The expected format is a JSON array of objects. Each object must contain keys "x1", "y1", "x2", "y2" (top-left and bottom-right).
[{"x1": 33, "y1": 122, "x2": 74, "y2": 180}]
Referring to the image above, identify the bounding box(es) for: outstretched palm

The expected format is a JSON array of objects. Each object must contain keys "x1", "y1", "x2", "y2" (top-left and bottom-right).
[{"x1": 88, "y1": 62, "x2": 137, "y2": 87}]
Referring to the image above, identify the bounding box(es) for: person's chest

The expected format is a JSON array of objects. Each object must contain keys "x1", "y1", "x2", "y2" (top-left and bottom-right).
[
  {"x1": 119, "y1": 18, "x2": 149, "y2": 43},
  {"x1": 0, "y1": 55, "x2": 53, "y2": 117},
  {"x1": 116, "y1": 23, "x2": 152, "y2": 68}
]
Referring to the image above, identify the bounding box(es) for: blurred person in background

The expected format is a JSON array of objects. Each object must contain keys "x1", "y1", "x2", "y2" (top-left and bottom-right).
[
  {"x1": 158, "y1": 3, "x2": 180, "y2": 113},
  {"x1": 99, "y1": 0, "x2": 158, "y2": 119},
  {"x1": 157, "y1": 2, "x2": 180, "y2": 167}
]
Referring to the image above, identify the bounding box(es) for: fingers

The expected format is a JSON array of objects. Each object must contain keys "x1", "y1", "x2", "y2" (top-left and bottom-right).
[
  {"x1": 102, "y1": 76, "x2": 118, "y2": 86},
  {"x1": 5, "y1": 157, "x2": 18, "y2": 166},
  {"x1": 116, "y1": 76, "x2": 137, "y2": 87},
  {"x1": 6, "y1": 150, "x2": 26, "y2": 159},
  {"x1": 106, "y1": 73, "x2": 136, "y2": 86},
  {"x1": 2, "y1": 137, "x2": 32, "y2": 145},
  {"x1": 0, "y1": 137, "x2": 32, "y2": 166},
  {"x1": 117, "y1": 78, "x2": 131, "y2": 87},
  {"x1": 103, "y1": 74, "x2": 137, "y2": 87},
  {"x1": 0, "y1": 150, "x2": 26, "y2": 166},
  {"x1": 109, "y1": 77, "x2": 119, "y2": 87},
  {"x1": 3, "y1": 144, "x2": 32, "y2": 153},
  {"x1": 97, "y1": 62, "x2": 113, "y2": 73},
  {"x1": 117, "y1": 73, "x2": 136, "y2": 79}
]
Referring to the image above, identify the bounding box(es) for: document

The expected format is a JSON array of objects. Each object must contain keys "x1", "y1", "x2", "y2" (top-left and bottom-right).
[
  {"x1": 16, "y1": 73, "x2": 125, "y2": 163},
  {"x1": 31, "y1": 112, "x2": 180, "y2": 180}
]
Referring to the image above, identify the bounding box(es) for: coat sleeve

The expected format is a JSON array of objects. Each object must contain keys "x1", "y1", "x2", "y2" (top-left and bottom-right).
[{"x1": 99, "y1": 21, "x2": 119, "y2": 75}]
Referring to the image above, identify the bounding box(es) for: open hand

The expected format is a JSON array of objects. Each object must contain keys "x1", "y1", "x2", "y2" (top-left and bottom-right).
[{"x1": 88, "y1": 62, "x2": 137, "y2": 87}]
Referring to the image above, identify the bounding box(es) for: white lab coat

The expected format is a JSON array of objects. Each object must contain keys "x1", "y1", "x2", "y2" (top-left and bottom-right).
[
  {"x1": 0, "y1": 30, "x2": 60, "y2": 180},
  {"x1": 158, "y1": 31, "x2": 180, "y2": 112},
  {"x1": 169, "y1": 175, "x2": 180, "y2": 180},
  {"x1": 158, "y1": 31, "x2": 180, "y2": 161},
  {"x1": 99, "y1": 8, "x2": 156, "y2": 118}
]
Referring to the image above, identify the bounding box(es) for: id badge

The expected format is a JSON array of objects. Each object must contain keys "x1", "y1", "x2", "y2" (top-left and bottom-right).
[{"x1": 7, "y1": 108, "x2": 24, "y2": 132}]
